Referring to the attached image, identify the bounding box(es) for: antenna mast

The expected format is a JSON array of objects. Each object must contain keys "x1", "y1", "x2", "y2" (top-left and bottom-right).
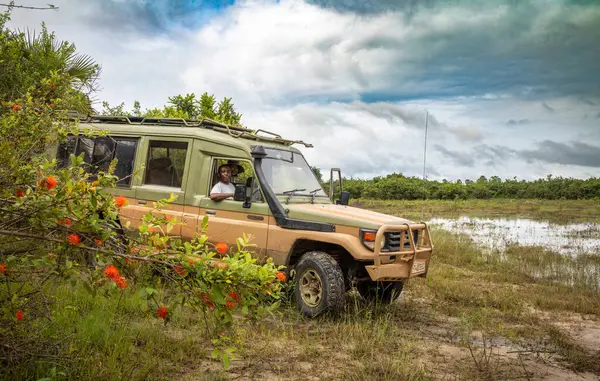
[{"x1": 421, "y1": 110, "x2": 429, "y2": 221}]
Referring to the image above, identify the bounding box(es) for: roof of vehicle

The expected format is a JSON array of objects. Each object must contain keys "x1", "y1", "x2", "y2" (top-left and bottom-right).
[{"x1": 73, "y1": 114, "x2": 312, "y2": 154}]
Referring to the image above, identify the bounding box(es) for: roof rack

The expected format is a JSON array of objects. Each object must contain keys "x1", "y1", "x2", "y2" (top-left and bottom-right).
[{"x1": 73, "y1": 113, "x2": 313, "y2": 148}]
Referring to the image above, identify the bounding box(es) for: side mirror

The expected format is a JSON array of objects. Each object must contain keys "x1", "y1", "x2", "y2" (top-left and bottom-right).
[
  {"x1": 336, "y1": 191, "x2": 350, "y2": 206},
  {"x1": 233, "y1": 184, "x2": 246, "y2": 202},
  {"x1": 243, "y1": 177, "x2": 253, "y2": 208}
]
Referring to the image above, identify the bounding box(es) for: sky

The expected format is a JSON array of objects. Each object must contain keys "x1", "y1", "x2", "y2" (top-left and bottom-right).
[{"x1": 6, "y1": 0, "x2": 600, "y2": 182}]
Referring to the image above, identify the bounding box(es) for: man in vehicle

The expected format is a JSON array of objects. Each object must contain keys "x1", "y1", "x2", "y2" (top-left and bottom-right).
[{"x1": 210, "y1": 164, "x2": 235, "y2": 201}]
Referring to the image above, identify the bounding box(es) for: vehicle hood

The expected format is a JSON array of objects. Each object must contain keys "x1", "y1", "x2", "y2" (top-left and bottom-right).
[{"x1": 284, "y1": 203, "x2": 414, "y2": 229}]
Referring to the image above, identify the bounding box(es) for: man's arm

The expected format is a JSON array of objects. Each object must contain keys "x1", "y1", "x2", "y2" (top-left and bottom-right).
[{"x1": 210, "y1": 192, "x2": 233, "y2": 201}]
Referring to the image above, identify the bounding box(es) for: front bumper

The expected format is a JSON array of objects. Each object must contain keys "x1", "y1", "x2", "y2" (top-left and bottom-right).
[{"x1": 364, "y1": 223, "x2": 434, "y2": 281}]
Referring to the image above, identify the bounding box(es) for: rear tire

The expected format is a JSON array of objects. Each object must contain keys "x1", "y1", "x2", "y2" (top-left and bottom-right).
[
  {"x1": 294, "y1": 251, "x2": 345, "y2": 317},
  {"x1": 356, "y1": 281, "x2": 404, "y2": 304}
]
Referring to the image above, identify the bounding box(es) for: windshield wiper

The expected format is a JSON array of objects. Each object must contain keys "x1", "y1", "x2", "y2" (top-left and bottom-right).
[
  {"x1": 309, "y1": 188, "x2": 321, "y2": 204},
  {"x1": 281, "y1": 188, "x2": 306, "y2": 204}
]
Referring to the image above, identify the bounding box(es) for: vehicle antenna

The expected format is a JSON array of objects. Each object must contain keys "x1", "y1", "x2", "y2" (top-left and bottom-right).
[{"x1": 421, "y1": 109, "x2": 429, "y2": 222}]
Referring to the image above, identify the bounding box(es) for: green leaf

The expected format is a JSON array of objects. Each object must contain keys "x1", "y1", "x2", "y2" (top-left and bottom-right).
[
  {"x1": 211, "y1": 284, "x2": 226, "y2": 305},
  {"x1": 222, "y1": 353, "x2": 231, "y2": 369}
]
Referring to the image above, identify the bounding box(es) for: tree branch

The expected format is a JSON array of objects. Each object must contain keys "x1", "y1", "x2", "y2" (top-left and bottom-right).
[{"x1": 0, "y1": 3, "x2": 59, "y2": 10}]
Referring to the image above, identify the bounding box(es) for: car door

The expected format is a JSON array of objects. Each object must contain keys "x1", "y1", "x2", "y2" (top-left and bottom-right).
[
  {"x1": 133, "y1": 137, "x2": 192, "y2": 237},
  {"x1": 183, "y1": 155, "x2": 271, "y2": 260}
]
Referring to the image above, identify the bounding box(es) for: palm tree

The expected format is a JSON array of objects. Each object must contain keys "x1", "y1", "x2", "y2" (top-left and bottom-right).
[{"x1": 22, "y1": 22, "x2": 101, "y2": 95}]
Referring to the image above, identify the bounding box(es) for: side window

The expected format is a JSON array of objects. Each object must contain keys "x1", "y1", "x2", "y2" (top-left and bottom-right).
[
  {"x1": 113, "y1": 138, "x2": 138, "y2": 187},
  {"x1": 209, "y1": 158, "x2": 263, "y2": 202},
  {"x1": 144, "y1": 140, "x2": 188, "y2": 188},
  {"x1": 56, "y1": 135, "x2": 139, "y2": 188}
]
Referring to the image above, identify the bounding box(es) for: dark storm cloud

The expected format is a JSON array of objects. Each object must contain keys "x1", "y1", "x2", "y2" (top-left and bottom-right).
[
  {"x1": 309, "y1": 0, "x2": 600, "y2": 103},
  {"x1": 518, "y1": 140, "x2": 600, "y2": 168}
]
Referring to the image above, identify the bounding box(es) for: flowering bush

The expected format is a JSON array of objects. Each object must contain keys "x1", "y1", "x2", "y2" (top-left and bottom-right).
[
  {"x1": 0, "y1": 10, "x2": 288, "y2": 374},
  {"x1": 0, "y1": 157, "x2": 288, "y2": 368}
]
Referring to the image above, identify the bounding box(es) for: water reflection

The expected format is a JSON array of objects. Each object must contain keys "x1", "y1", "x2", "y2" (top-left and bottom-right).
[{"x1": 428, "y1": 216, "x2": 600, "y2": 257}]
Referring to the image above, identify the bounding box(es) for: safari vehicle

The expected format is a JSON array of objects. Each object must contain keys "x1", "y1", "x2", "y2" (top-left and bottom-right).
[{"x1": 52, "y1": 115, "x2": 434, "y2": 317}]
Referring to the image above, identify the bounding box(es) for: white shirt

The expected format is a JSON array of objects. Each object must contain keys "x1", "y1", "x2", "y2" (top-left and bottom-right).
[{"x1": 210, "y1": 181, "x2": 235, "y2": 197}]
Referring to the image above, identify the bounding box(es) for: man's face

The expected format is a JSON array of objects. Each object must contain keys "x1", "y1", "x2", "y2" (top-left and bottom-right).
[{"x1": 219, "y1": 166, "x2": 231, "y2": 183}]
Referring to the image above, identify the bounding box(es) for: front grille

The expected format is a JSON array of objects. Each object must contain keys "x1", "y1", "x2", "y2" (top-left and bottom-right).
[{"x1": 384, "y1": 230, "x2": 419, "y2": 252}]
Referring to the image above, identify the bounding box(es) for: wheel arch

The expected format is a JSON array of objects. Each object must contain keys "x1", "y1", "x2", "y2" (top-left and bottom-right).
[{"x1": 285, "y1": 239, "x2": 358, "y2": 286}]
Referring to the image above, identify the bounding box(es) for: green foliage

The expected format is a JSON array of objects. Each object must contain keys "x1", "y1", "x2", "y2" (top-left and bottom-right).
[
  {"x1": 0, "y1": 10, "x2": 285, "y2": 377},
  {"x1": 339, "y1": 173, "x2": 600, "y2": 201},
  {"x1": 0, "y1": 12, "x2": 99, "y2": 106},
  {"x1": 100, "y1": 92, "x2": 243, "y2": 125}
]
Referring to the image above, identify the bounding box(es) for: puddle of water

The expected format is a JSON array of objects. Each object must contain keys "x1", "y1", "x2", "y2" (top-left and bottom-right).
[{"x1": 428, "y1": 216, "x2": 600, "y2": 257}]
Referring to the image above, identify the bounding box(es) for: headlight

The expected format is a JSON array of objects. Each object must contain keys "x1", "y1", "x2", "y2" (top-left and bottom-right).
[{"x1": 360, "y1": 228, "x2": 385, "y2": 251}]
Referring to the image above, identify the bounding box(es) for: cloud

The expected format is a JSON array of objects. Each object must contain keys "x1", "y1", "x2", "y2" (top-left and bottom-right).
[
  {"x1": 518, "y1": 141, "x2": 600, "y2": 168},
  {"x1": 507, "y1": 119, "x2": 530, "y2": 125},
  {"x1": 448, "y1": 126, "x2": 484, "y2": 142},
  {"x1": 542, "y1": 102, "x2": 555, "y2": 112},
  {"x1": 434, "y1": 145, "x2": 475, "y2": 167}
]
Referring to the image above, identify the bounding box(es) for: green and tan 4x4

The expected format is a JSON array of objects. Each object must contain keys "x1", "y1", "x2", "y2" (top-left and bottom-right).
[{"x1": 51, "y1": 115, "x2": 434, "y2": 317}]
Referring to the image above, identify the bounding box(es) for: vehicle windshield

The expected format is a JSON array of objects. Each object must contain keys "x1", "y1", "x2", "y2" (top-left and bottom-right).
[{"x1": 260, "y1": 148, "x2": 328, "y2": 198}]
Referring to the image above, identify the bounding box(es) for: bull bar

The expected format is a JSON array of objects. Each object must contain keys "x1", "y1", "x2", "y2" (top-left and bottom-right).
[{"x1": 364, "y1": 223, "x2": 434, "y2": 281}]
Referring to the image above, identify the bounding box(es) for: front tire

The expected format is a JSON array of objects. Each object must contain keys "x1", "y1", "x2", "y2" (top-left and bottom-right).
[{"x1": 294, "y1": 251, "x2": 345, "y2": 317}]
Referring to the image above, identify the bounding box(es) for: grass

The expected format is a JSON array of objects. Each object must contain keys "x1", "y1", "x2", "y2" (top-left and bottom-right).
[
  {"x1": 352, "y1": 198, "x2": 600, "y2": 224},
  {"x1": 3, "y1": 199, "x2": 600, "y2": 380}
]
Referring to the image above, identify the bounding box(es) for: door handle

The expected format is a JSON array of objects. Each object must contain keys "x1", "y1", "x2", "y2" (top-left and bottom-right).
[
  {"x1": 206, "y1": 210, "x2": 216, "y2": 215},
  {"x1": 247, "y1": 215, "x2": 264, "y2": 221},
  {"x1": 138, "y1": 200, "x2": 147, "y2": 205}
]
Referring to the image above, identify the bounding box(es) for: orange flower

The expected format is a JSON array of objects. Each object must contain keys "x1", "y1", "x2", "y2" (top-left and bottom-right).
[
  {"x1": 215, "y1": 242, "x2": 228, "y2": 255},
  {"x1": 49, "y1": 103, "x2": 55, "y2": 108},
  {"x1": 276, "y1": 272, "x2": 286, "y2": 282},
  {"x1": 114, "y1": 276, "x2": 127, "y2": 289},
  {"x1": 114, "y1": 196, "x2": 127, "y2": 208},
  {"x1": 15, "y1": 311, "x2": 24, "y2": 321},
  {"x1": 0, "y1": 263, "x2": 6, "y2": 274},
  {"x1": 57, "y1": 219, "x2": 63, "y2": 225},
  {"x1": 215, "y1": 262, "x2": 228, "y2": 270},
  {"x1": 156, "y1": 306, "x2": 168, "y2": 319},
  {"x1": 225, "y1": 300, "x2": 236, "y2": 310},
  {"x1": 43, "y1": 176, "x2": 57, "y2": 190},
  {"x1": 66, "y1": 233, "x2": 80, "y2": 246},
  {"x1": 174, "y1": 265, "x2": 186, "y2": 276},
  {"x1": 12, "y1": 104, "x2": 20, "y2": 111},
  {"x1": 15, "y1": 189, "x2": 24, "y2": 197},
  {"x1": 103, "y1": 265, "x2": 119, "y2": 280},
  {"x1": 94, "y1": 238, "x2": 103, "y2": 246},
  {"x1": 64, "y1": 218, "x2": 71, "y2": 226},
  {"x1": 229, "y1": 290, "x2": 241, "y2": 302},
  {"x1": 188, "y1": 259, "x2": 195, "y2": 265},
  {"x1": 199, "y1": 292, "x2": 211, "y2": 303}
]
